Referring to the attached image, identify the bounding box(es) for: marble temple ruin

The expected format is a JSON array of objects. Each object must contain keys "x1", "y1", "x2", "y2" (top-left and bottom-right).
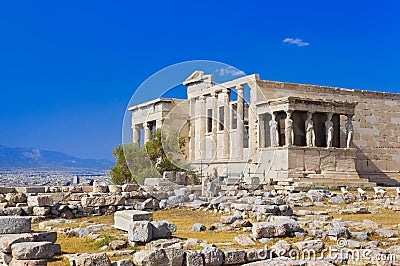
[{"x1": 129, "y1": 71, "x2": 400, "y2": 188}]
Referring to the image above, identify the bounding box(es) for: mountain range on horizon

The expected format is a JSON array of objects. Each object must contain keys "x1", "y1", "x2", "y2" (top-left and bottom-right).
[{"x1": 0, "y1": 145, "x2": 114, "y2": 170}]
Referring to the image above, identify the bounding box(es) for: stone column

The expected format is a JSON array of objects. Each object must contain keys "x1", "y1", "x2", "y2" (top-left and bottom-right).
[
  {"x1": 259, "y1": 115, "x2": 265, "y2": 148},
  {"x1": 211, "y1": 93, "x2": 218, "y2": 159},
  {"x1": 132, "y1": 125, "x2": 141, "y2": 145},
  {"x1": 248, "y1": 82, "x2": 258, "y2": 156},
  {"x1": 194, "y1": 97, "x2": 202, "y2": 160},
  {"x1": 189, "y1": 98, "x2": 195, "y2": 160},
  {"x1": 345, "y1": 114, "x2": 354, "y2": 148},
  {"x1": 222, "y1": 89, "x2": 231, "y2": 159},
  {"x1": 199, "y1": 96, "x2": 207, "y2": 160},
  {"x1": 144, "y1": 122, "x2": 152, "y2": 143},
  {"x1": 237, "y1": 85, "x2": 244, "y2": 158}
]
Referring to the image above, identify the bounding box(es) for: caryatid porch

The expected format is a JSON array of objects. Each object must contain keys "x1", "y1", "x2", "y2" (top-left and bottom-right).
[{"x1": 254, "y1": 97, "x2": 368, "y2": 185}]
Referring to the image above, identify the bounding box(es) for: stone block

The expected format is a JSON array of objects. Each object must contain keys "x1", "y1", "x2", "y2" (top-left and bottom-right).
[
  {"x1": 122, "y1": 184, "x2": 140, "y2": 192},
  {"x1": 201, "y1": 245, "x2": 224, "y2": 266},
  {"x1": 223, "y1": 249, "x2": 246, "y2": 265},
  {"x1": 304, "y1": 149, "x2": 320, "y2": 172},
  {"x1": 164, "y1": 248, "x2": 185, "y2": 266},
  {"x1": 0, "y1": 233, "x2": 57, "y2": 253},
  {"x1": 294, "y1": 240, "x2": 324, "y2": 253},
  {"x1": 108, "y1": 185, "x2": 122, "y2": 193},
  {"x1": 68, "y1": 253, "x2": 111, "y2": 266},
  {"x1": 111, "y1": 259, "x2": 133, "y2": 266},
  {"x1": 93, "y1": 182, "x2": 109, "y2": 193},
  {"x1": 32, "y1": 207, "x2": 51, "y2": 216},
  {"x1": 81, "y1": 196, "x2": 106, "y2": 207},
  {"x1": 234, "y1": 235, "x2": 255, "y2": 246},
  {"x1": 0, "y1": 187, "x2": 16, "y2": 194},
  {"x1": 133, "y1": 249, "x2": 167, "y2": 266},
  {"x1": 5, "y1": 193, "x2": 27, "y2": 203},
  {"x1": 184, "y1": 250, "x2": 204, "y2": 266},
  {"x1": 245, "y1": 248, "x2": 266, "y2": 262},
  {"x1": 15, "y1": 187, "x2": 45, "y2": 194},
  {"x1": 104, "y1": 196, "x2": 126, "y2": 206},
  {"x1": 27, "y1": 195, "x2": 54, "y2": 207},
  {"x1": 3, "y1": 207, "x2": 23, "y2": 216},
  {"x1": 11, "y1": 241, "x2": 56, "y2": 260},
  {"x1": 114, "y1": 210, "x2": 153, "y2": 232},
  {"x1": 128, "y1": 221, "x2": 152, "y2": 243},
  {"x1": 151, "y1": 220, "x2": 177, "y2": 239},
  {"x1": 0, "y1": 216, "x2": 31, "y2": 234}
]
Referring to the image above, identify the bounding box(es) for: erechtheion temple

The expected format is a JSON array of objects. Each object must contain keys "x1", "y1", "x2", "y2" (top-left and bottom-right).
[{"x1": 129, "y1": 71, "x2": 400, "y2": 188}]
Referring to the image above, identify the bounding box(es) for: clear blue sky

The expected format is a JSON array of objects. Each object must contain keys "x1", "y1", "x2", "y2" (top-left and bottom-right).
[{"x1": 1, "y1": 1, "x2": 399, "y2": 160}]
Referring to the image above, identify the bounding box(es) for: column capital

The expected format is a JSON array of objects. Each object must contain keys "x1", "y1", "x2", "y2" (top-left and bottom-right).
[
  {"x1": 236, "y1": 84, "x2": 244, "y2": 91},
  {"x1": 285, "y1": 109, "x2": 293, "y2": 114},
  {"x1": 222, "y1": 88, "x2": 230, "y2": 94}
]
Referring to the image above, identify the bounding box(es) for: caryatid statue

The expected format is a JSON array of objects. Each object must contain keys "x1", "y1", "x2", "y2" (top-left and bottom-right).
[
  {"x1": 346, "y1": 114, "x2": 354, "y2": 148},
  {"x1": 325, "y1": 113, "x2": 334, "y2": 148},
  {"x1": 285, "y1": 110, "x2": 294, "y2": 146},
  {"x1": 269, "y1": 113, "x2": 279, "y2": 147},
  {"x1": 305, "y1": 112, "x2": 315, "y2": 147}
]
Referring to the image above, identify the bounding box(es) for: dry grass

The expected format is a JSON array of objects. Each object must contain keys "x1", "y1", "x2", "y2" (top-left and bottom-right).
[{"x1": 154, "y1": 208, "x2": 265, "y2": 249}]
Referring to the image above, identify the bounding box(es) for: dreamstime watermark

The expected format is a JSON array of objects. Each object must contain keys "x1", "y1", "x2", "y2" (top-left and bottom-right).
[{"x1": 255, "y1": 239, "x2": 398, "y2": 263}]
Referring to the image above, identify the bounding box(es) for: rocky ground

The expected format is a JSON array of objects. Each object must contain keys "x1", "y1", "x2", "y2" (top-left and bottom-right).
[{"x1": 1, "y1": 185, "x2": 400, "y2": 265}]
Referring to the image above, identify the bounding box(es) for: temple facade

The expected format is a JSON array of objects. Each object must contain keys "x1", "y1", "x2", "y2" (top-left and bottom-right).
[{"x1": 129, "y1": 71, "x2": 400, "y2": 187}]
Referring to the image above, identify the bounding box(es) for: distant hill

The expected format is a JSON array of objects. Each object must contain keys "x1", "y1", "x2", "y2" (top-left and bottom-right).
[{"x1": 0, "y1": 145, "x2": 113, "y2": 170}]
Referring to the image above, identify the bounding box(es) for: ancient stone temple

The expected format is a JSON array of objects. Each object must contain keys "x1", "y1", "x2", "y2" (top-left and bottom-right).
[{"x1": 129, "y1": 70, "x2": 400, "y2": 187}]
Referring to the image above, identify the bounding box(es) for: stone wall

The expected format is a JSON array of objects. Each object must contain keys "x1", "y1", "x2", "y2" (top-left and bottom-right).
[
  {"x1": 0, "y1": 184, "x2": 154, "y2": 219},
  {"x1": 257, "y1": 80, "x2": 400, "y2": 185}
]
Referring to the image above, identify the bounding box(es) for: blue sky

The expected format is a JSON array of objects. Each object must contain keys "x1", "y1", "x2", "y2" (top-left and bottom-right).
[{"x1": 0, "y1": 1, "x2": 399, "y2": 160}]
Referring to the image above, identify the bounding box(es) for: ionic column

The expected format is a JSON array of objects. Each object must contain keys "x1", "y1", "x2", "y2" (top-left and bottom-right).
[
  {"x1": 345, "y1": 114, "x2": 354, "y2": 148},
  {"x1": 189, "y1": 98, "x2": 195, "y2": 160},
  {"x1": 237, "y1": 85, "x2": 244, "y2": 158},
  {"x1": 132, "y1": 125, "x2": 141, "y2": 145},
  {"x1": 223, "y1": 89, "x2": 231, "y2": 159},
  {"x1": 194, "y1": 97, "x2": 202, "y2": 160},
  {"x1": 144, "y1": 123, "x2": 152, "y2": 143},
  {"x1": 199, "y1": 96, "x2": 207, "y2": 160},
  {"x1": 211, "y1": 93, "x2": 218, "y2": 158},
  {"x1": 248, "y1": 82, "x2": 258, "y2": 156},
  {"x1": 259, "y1": 115, "x2": 265, "y2": 148}
]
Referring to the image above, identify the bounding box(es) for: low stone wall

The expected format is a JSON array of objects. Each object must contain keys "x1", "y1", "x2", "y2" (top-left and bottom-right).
[{"x1": 0, "y1": 184, "x2": 154, "y2": 219}]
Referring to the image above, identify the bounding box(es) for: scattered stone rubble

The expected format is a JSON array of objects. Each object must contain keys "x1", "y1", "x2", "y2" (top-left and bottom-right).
[{"x1": 2, "y1": 183, "x2": 400, "y2": 265}]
